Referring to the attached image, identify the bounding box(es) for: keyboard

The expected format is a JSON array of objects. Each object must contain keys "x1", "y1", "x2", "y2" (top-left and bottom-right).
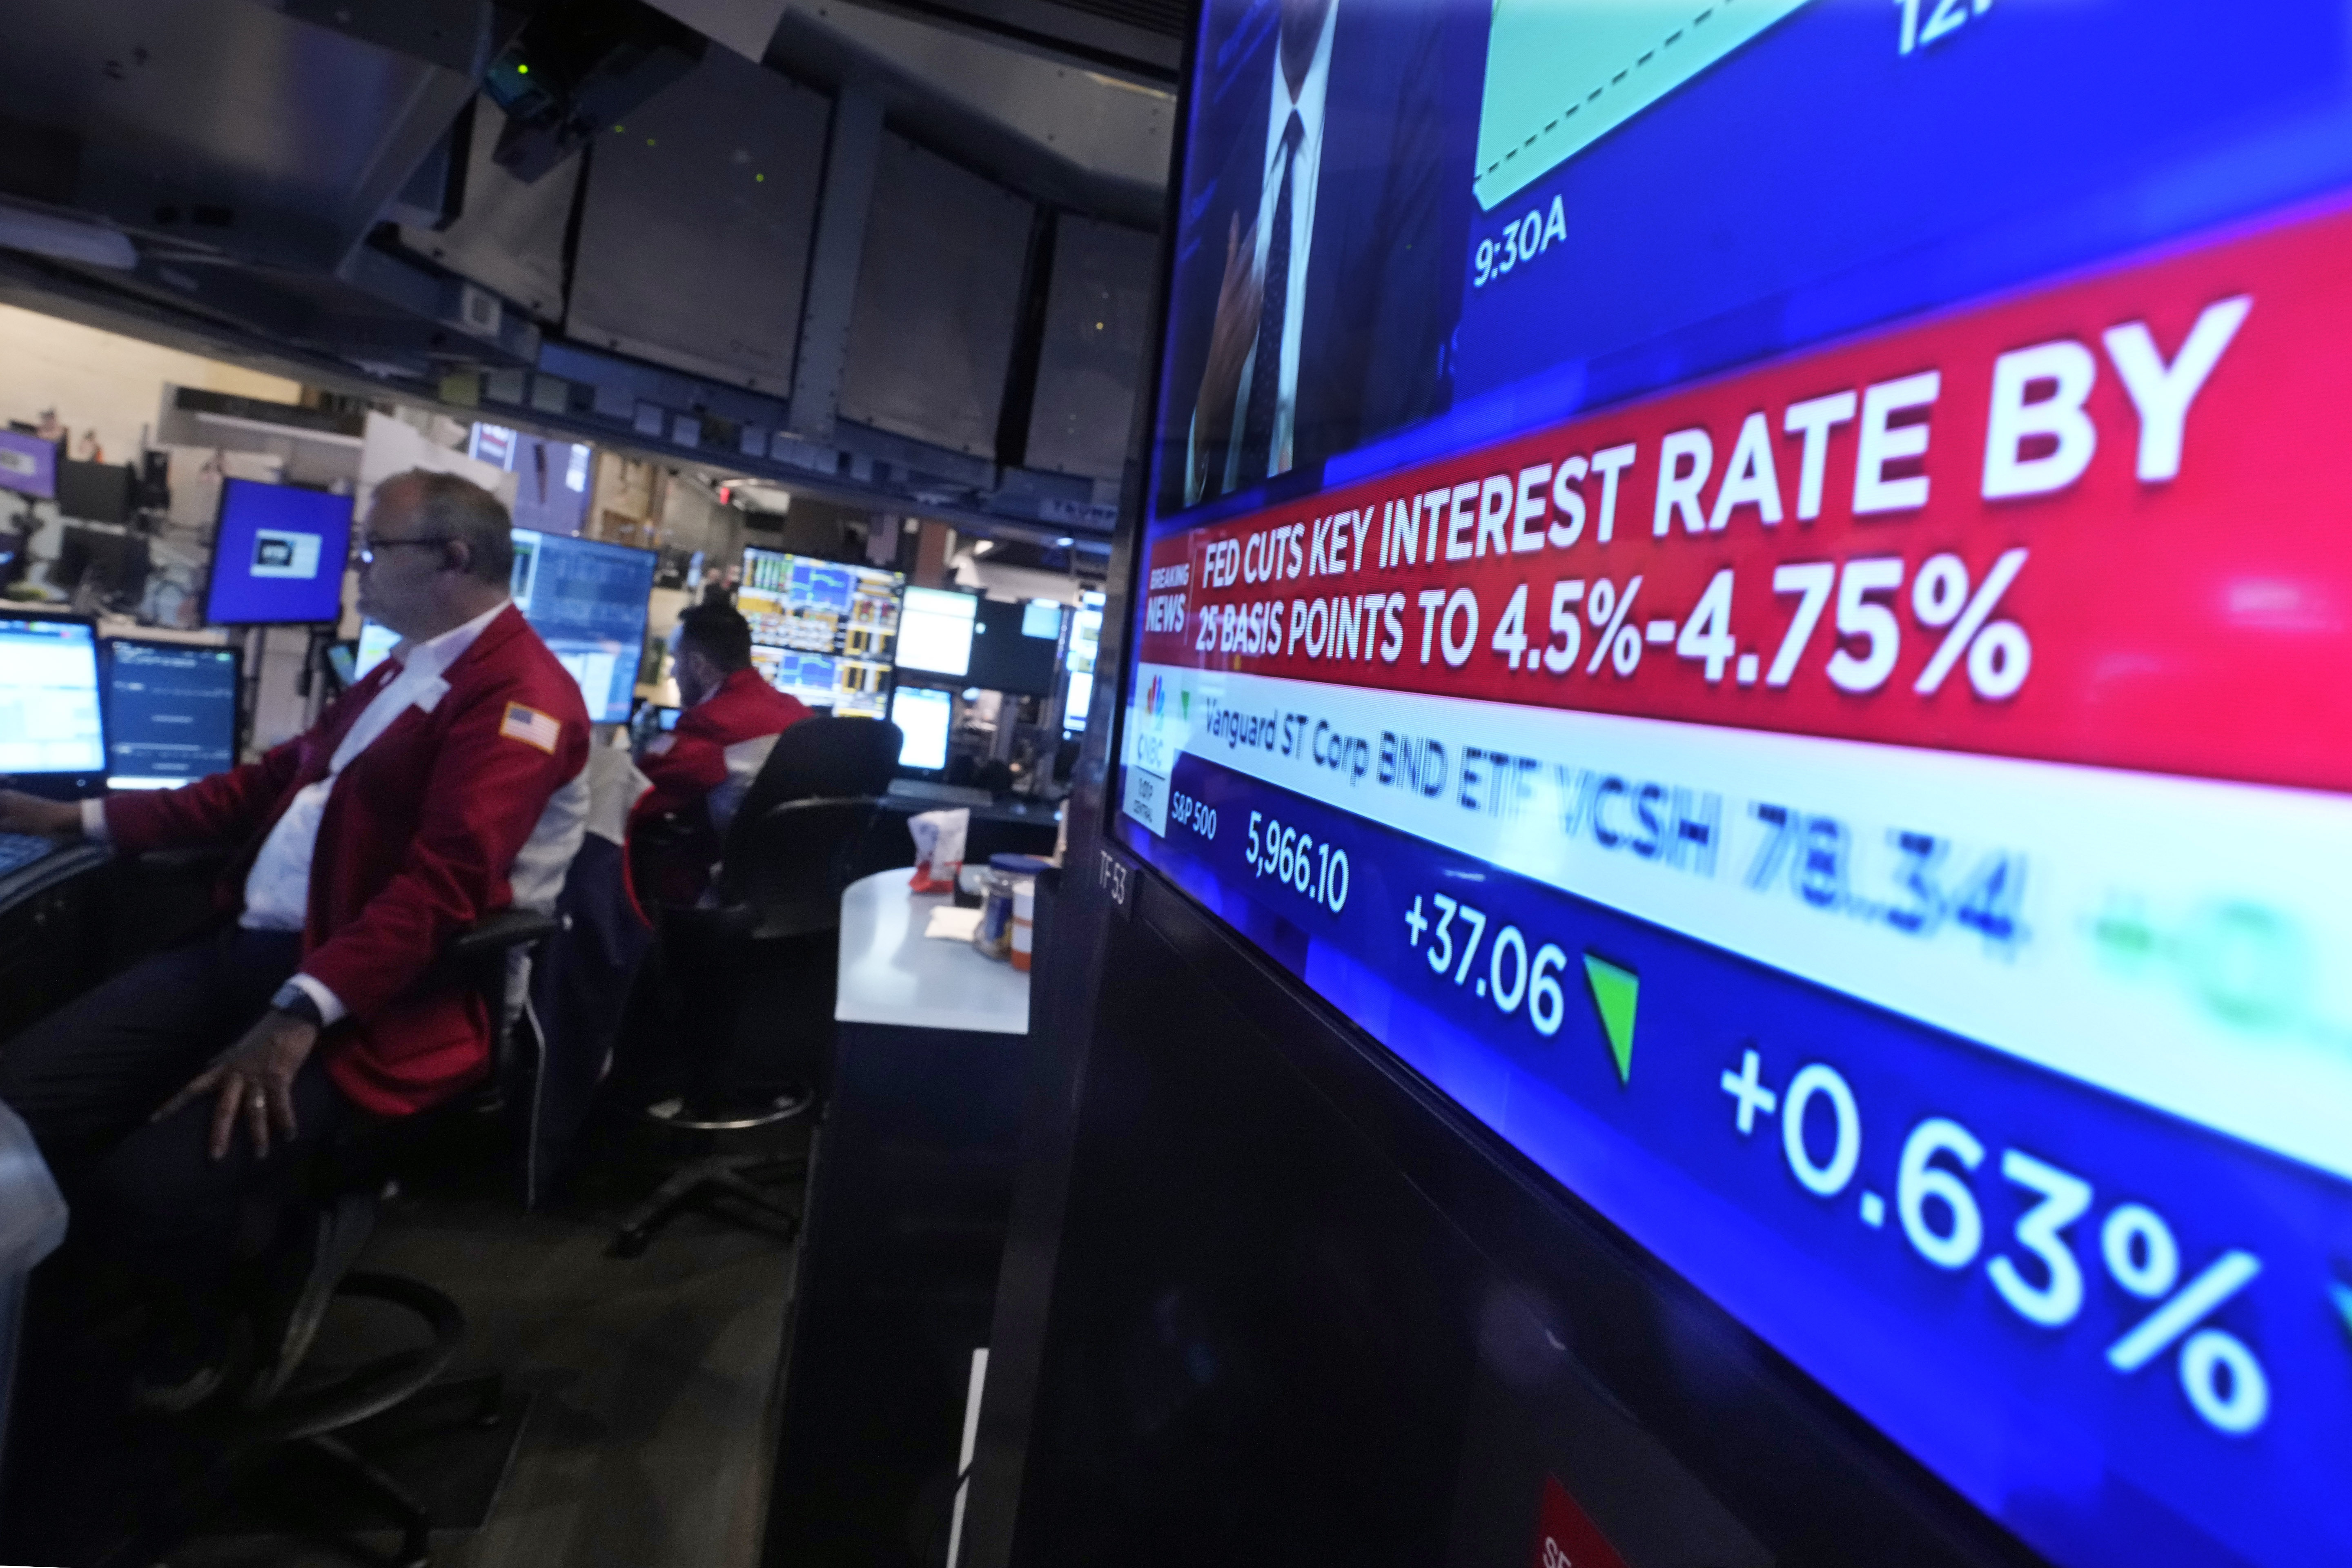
[{"x1": 0, "y1": 833, "x2": 60, "y2": 880}]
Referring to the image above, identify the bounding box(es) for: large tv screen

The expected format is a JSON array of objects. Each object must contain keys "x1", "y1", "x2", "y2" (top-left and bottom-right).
[{"x1": 1113, "y1": 4, "x2": 2352, "y2": 1566}]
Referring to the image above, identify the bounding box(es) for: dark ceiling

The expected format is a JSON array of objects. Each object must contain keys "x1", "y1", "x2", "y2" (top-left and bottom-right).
[{"x1": 0, "y1": 0, "x2": 1184, "y2": 549}]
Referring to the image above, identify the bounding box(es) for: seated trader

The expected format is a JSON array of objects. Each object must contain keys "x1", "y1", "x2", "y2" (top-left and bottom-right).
[
  {"x1": 0, "y1": 470, "x2": 590, "y2": 1408},
  {"x1": 629, "y1": 602, "x2": 811, "y2": 908}
]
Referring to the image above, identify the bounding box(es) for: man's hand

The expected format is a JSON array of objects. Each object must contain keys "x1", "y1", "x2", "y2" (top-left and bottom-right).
[
  {"x1": 1192, "y1": 212, "x2": 1264, "y2": 494},
  {"x1": 155, "y1": 1010, "x2": 321, "y2": 1160},
  {"x1": 0, "y1": 790, "x2": 82, "y2": 837}
]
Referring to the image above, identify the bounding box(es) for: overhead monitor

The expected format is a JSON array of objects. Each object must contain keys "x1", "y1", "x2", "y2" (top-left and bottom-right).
[
  {"x1": 0, "y1": 615, "x2": 105, "y2": 792},
  {"x1": 1111, "y1": 3, "x2": 2352, "y2": 1565},
  {"x1": 510, "y1": 528, "x2": 656, "y2": 723},
  {"x1": 205, "y1": 479, "x2": 354, "y2": 626},
  {"x1": 102, "y1": 639, "x2": 238, "y2": 791},
  {"x1": 967, "y1": 596, "x2": 1060, "y2": 697},
  {"x1": 895, "y1": 586, "x2": 978, "y2": 677},
  {"x1": 355, "y1": 531, "x2": 655, "y2": 724},
  {"x1": 0, "y1": 429, "x2": 56, "y2": 501},
  {"x1": 888, "y1": 684, "x2": 953, "y2": 775},
  {"x1": 738, "y1": 547, "x2": 903, "y2": 717}
]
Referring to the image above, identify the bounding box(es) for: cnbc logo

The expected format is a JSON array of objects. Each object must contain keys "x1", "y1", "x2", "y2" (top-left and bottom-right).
[{"x1": 1145, "y1": 675, "x2": 1165, "y2": 716}]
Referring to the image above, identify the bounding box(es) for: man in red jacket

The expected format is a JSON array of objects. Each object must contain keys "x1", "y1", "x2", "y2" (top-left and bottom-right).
[
  {"x1": 0, "y1": 470, "x2": 590, "y2": 1407},
  {"x1": 629, "y1": 601, "x2": 811, "y2": 909}
]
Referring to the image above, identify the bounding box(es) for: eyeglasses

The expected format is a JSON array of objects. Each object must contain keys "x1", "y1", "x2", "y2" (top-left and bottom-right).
[{"x1": 357, "y1": 537, "x2": 457, "y2": 567}]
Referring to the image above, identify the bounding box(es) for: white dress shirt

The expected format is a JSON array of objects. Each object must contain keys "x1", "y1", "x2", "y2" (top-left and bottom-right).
[
  {"x1": 83, "y1": 600, "x2": 512, "y2": 1025},
  {"x1": 1194, "y1": 0, "x2": 1337, "y2": 500}
]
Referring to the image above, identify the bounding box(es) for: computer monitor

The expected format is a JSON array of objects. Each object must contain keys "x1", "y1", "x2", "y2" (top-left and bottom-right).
[
  {"x1": 0, "y1": 429, "x2": 56, "y2": 501},
  {"x1": 738, "y1": 547, "x2": 903, "y2": 717},
  {"x1": 52, "y1": 527, "x2": 151, "y2": 604},
  {"x1": 205, "y1": 479, "x2": 354, "y2": 626},
  {"x1": 0, "y1": 615, "x2": 105, "y2": 797},
  {"x1": 351, "y1": 619, "x2": 400, "y2": 682},
  {"x1": 967, "y1": 596, "x2": 1061, "y2": 697},
  {"x1": 102, "y1": 639, "x2": 239, "y2": 791},
  {"x1": 510, "y1": 528, "x2": 656, "y2": 723},
  {"x1": 895, "y1": 586, "x2": 978, "y2": 678},
  {"x1": 53, "y1": 459, "x2": 133, "y2": 524},
  {"x1": 888, "y1": 684, "x2": 953, "y2": 775},
  {"x1": 355, "y1": 531, "x2": 656, "y2": 723},
  {"x1": 1062, "y1": 595, "x2": 1102, "y2": 735}
]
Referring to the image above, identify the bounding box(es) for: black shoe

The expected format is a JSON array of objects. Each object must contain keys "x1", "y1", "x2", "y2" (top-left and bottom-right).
[{"x1": 243, "y1": 1190, "x2": 376, "y2": 1410}]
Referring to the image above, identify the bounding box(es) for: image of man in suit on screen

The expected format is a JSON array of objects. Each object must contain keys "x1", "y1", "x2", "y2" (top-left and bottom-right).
[{"x1": 1160, "y1": 0, "x2": 1475, "y2": 512}]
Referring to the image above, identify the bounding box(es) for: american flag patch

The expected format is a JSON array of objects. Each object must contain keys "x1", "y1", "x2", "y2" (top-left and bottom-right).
[{"x1": 500, "y1": 703, "x2": 562, "y2": 753}]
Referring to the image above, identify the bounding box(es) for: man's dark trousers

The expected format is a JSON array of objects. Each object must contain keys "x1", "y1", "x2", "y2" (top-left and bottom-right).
[{"x1": 0, "y1": 927, "x2": 363, "y2": 1334}]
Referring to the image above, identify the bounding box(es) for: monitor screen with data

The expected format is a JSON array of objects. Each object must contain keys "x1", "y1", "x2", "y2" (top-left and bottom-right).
[
  {"x1": 1114, "y1": 3, "x2": 2352, "y2": 1565},
  {"x1": 103, "y1": 640, "x2": 238, "y2": 790},
  {"x1": 0, "y1": 617, "x2": 104, "y2": 780},
  {"x1": 739, "y1": 548, "x2": 902, "y2": 717},
  {"x1": 510, "y1": 529, "x2": 655, "y2": 723}
]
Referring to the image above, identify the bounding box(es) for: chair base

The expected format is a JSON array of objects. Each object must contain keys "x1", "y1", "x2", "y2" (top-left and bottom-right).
[
  {"x1": 644, "y1": 1088, "x2": 812, "y2": 1133},
  {"x1": 94, "y1": 1281, "x2": 500, "y2": 1568},
  {"x1": 609, "y1": 1152, "x2": 808, "y2": 1258}
]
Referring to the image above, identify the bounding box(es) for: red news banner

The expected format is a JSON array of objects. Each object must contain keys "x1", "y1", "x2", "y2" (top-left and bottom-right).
[{"x1": 1139, "y1": 200, "x2": 2352, "y2": 795}]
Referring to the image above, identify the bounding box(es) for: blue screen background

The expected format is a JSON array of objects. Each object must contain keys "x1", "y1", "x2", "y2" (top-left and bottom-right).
[{"x1": 205, "y1": 480, "x2": 353, "y2": 625}]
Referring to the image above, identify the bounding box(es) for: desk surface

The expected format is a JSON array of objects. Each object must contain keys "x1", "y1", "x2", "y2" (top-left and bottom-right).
[{"x1": 835, "y1": 869, "x2": 1029, "y2": 1035}]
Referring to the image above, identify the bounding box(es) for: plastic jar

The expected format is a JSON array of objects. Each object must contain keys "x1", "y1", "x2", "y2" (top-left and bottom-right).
[
  {"x1": 1010, "y1": 878, "x2": 1036, "y2": 971},
  {"x1": 974, "y1": 854, "x2": 1052, "y2": 967},
  {"x1": 974, "y1": 867, "x2": 1015, "y2": 960}
]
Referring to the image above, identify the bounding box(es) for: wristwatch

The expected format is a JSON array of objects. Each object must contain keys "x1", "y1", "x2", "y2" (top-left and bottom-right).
[{"x1": 268, "y1": 980, "x2": 326, "y2": 1029}]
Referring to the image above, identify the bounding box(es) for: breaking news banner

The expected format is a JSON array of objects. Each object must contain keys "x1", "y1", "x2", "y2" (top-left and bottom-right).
[{"x1": 1138, "y1": 198, "x2": 2352, "y2": 795}]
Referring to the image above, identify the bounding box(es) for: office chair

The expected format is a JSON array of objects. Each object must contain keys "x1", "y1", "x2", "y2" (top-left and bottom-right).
[
  {"x1": 610, "y1": 717, "x2": 900, "y2": 1258},
  {"x1": 94, "y1": 908, "x2": 558, "y2": 1568}
]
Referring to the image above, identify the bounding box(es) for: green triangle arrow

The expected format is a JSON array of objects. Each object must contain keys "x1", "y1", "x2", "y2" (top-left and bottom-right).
[
  {"x1": 1583, "y1": 954, "x2": 1638, "y2": 1085},
  {"x1": 2331, "y1": 1280, "x2": 2352, "y2": 1345}
]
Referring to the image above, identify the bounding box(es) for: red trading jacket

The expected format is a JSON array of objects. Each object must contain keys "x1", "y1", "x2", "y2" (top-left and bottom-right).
[
  {"x1": 103, "y1": 606, "x2": 591, "y2": 1116},
  {"x1": 627, "y1": 665, "x2": 811, "y2": 909}
]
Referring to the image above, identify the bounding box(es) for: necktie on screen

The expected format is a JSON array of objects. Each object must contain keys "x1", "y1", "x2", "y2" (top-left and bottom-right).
[{"x1": 1242, "y1": 110, "x2": 1305, "y2": 482}]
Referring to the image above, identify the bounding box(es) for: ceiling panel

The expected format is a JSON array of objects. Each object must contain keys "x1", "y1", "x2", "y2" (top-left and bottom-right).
[
  {"x1": 566, "y1": 49, "x2": 830, "y2": 394},
  {"x1": 1025, "y1": 213, "x2": 1153, "y2": 481},
  {"x1": 398, "y1": 99, "x2": 579, "y2": 322},
  {"x1": 838, "y1": 132, "x2": 1034, "y2": 459}
]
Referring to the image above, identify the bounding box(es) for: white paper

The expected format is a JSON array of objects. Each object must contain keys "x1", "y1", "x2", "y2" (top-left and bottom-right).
[{"x1": 924, "y1": 906, "x2": 984, "y2": 942}]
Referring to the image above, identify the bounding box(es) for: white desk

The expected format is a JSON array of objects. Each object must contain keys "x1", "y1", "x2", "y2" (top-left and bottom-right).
[
  {"x1": 834, "y1": 870, "x2": 1030, "y2": 1035},
  {"x1": 774, "y1": 867, "x2": 1040, "y2": 1558}
]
